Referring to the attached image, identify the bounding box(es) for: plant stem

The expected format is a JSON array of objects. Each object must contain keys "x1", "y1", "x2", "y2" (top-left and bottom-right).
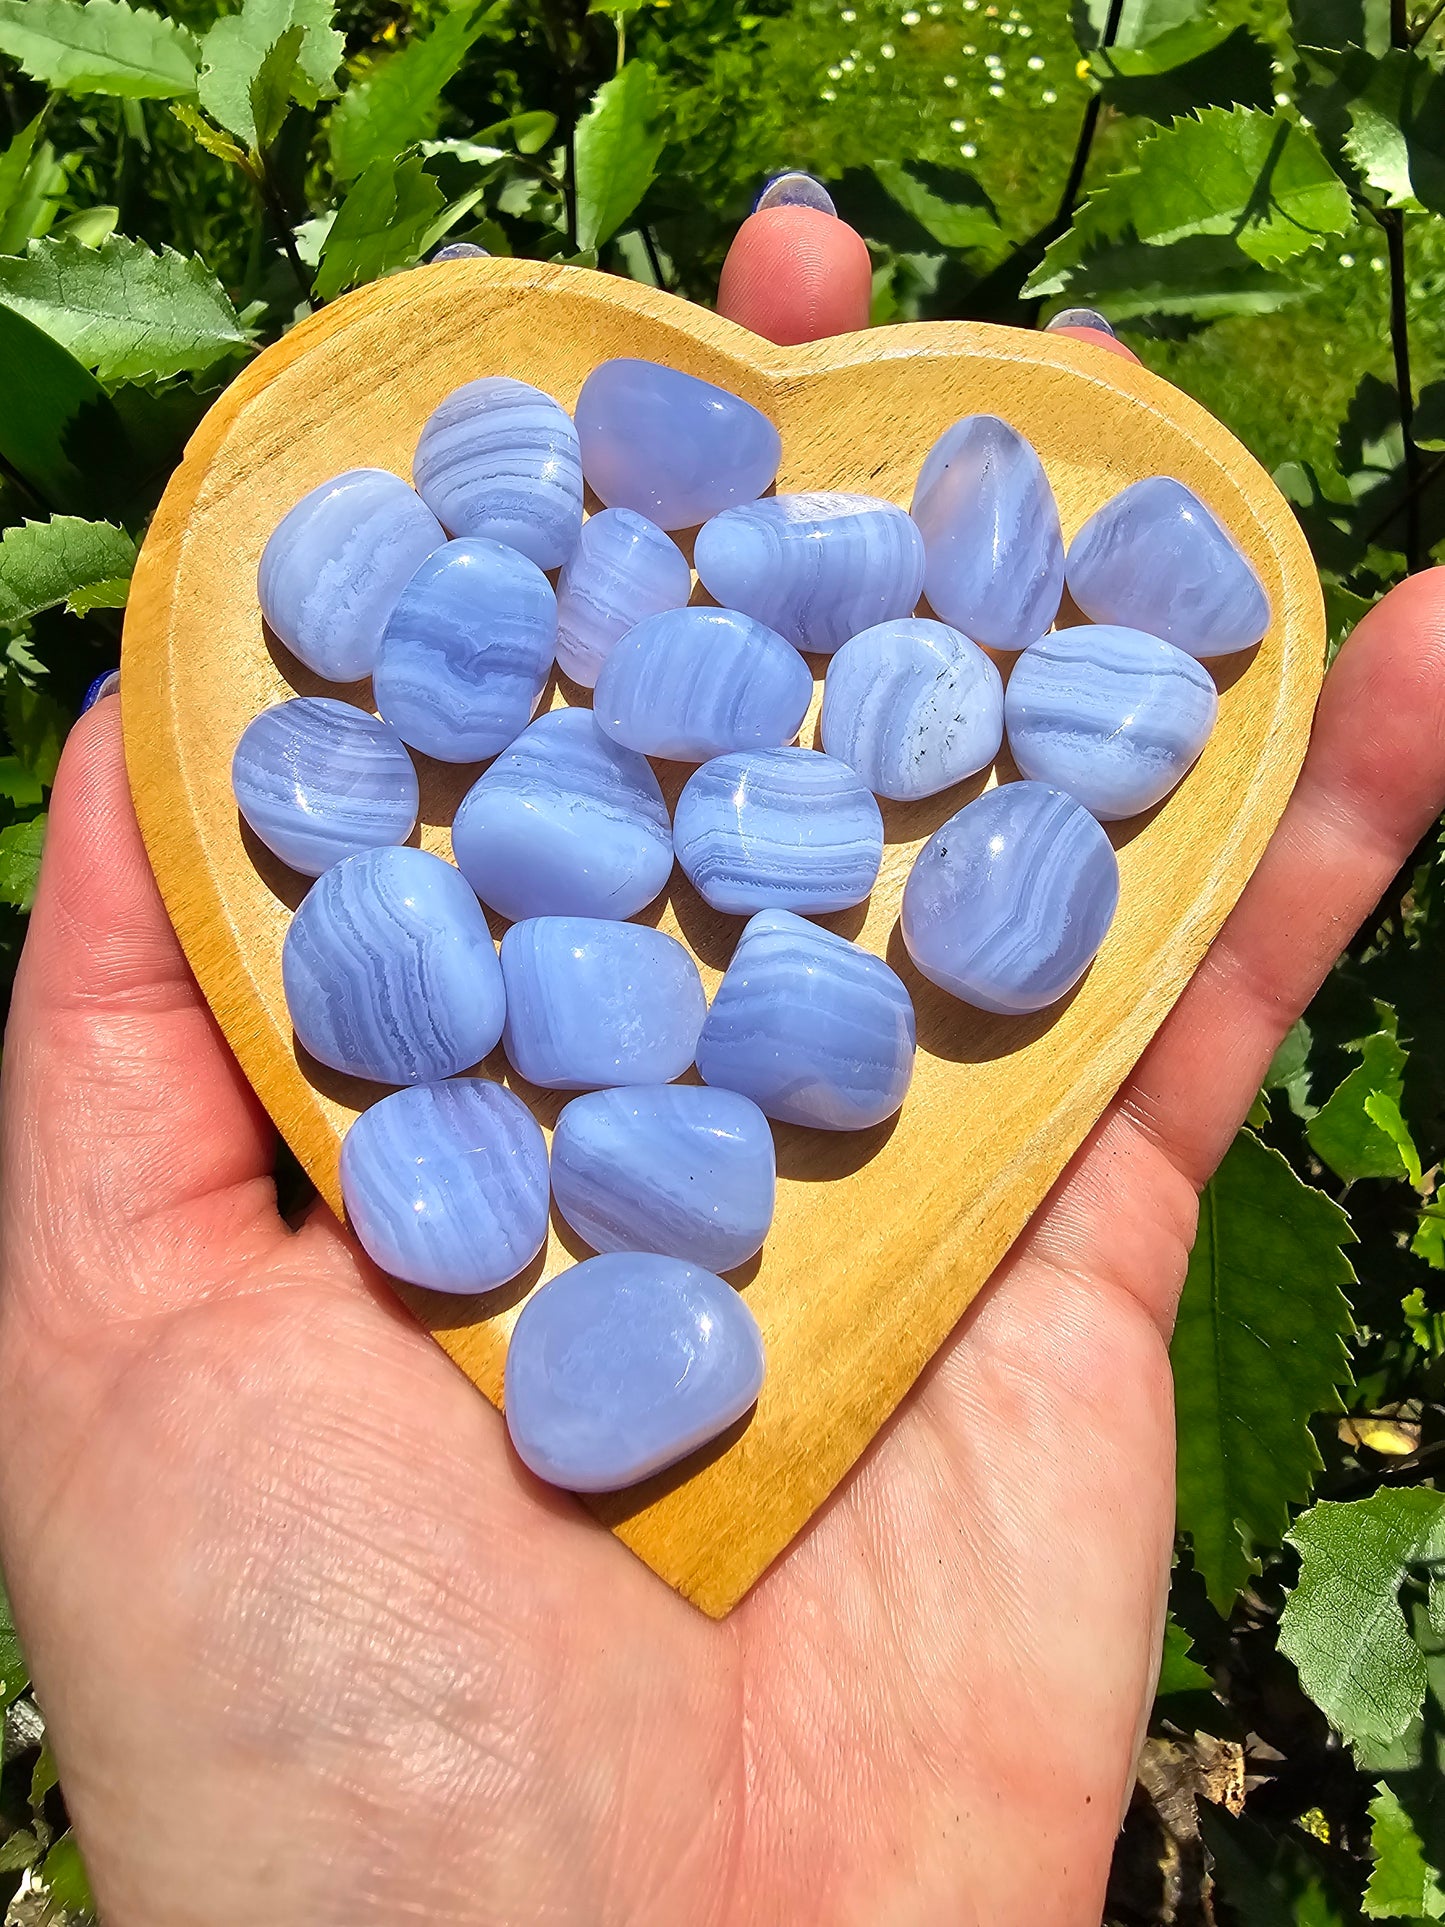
[
  {"x1": 1050, "y1": 0, "x2": 1126, "y2": 235},
  {"x1": 1413, "y1": 0, "x2": 1445, "y2": 42},
  {"x1": 247, "y1": 159, "x2": 315, "y2": 308},
  {"x1": 641, "y1": 225, "x2": 668, "y2": 289}
]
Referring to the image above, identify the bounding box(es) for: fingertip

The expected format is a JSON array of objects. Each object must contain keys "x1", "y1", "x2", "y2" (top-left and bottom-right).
[
  {"x1": 1046, "y1": 325, "x2": 1141, "y2": 365},
  {"x1": 717, "y1": 206, "x2": 873, "y2": 347}
]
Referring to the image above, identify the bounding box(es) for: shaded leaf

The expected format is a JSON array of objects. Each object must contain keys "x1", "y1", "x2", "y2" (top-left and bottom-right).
[
  {"x1": 0, "y1": 517, "x2": 136, "y2": 630},
  {"x1": 0, "y1": 1568, "x2": 27, "y2": 1714},
  {"x1": 0, "y1": 302, "x2": 129, "y2": 517},
  {"x1": 1203, "y1": 1803, "x2": 1354, "y2": 1926},
  {"x1": 171, "y1": 99, "x2": 248, "y2": 165},
  {"x1": 29, "y1": 1737, "x2": 58, "y2": 1812},
  {"x1": 574, "y1": 59, "x2": 665, "y2": 250},
  {"x1": 247, "y1": 23, "x2": 304, "y2": 153},
  {"x1": 871, "y1": 160, "x2": 1000, "y2": 252},
  {"x1": 1072, "y1": 0, "x2": 1203, "y2": 52},
  {"x1": 0, "y1": 1831, "x2": 40, "y2": 1874},
  {"x1": 1158, "y1": 1613, "x2": 1213, "y2": 1697},
  {"x1": 1367, "y1": 1779, "x2": 1445, "y2": 1918},
  {"x1": 1093, "y1": 25, "x2": 1275, "y2": 122},
  {"x1": 198, "y1": 0, "x2": 341, "y2": 146},
  {"x1": 1266, "y1": 1016, "x2": 1316, "y2": 1118},
  {"x1": 1308, "y1": 1027, "x2": 1419, "y2": 1182},
  {"x1": 1034, "y1": 230, "x2": 1311, "y2": 322},
  {"x1": 0, "y1": 0, "x2": 198, "y2": 99},
  {"x1": 0, "y1": 758, "x2": 44, "y2": 806},
  {"x1": 1289, "y1": 0, "x2": 1390, "y2": 55},
  {"x1": 0, "y1": 814, "x2": 46, "y2": 909},
  {"x1": 314, "y1": 153, "x2": 443, "y2": 300},
  {"x1": 39, "y1": 1830, "x2": 95, "y2": 1914},
  {"x1": 1340, "y1": 48, "x2": 1445, "y2": 214},
  {"x1": 4, "y1": 681, "x2": 69, "y2": 787},
  {"x1": 328, "y1": 0, "x2": 501, "y2": 183}
]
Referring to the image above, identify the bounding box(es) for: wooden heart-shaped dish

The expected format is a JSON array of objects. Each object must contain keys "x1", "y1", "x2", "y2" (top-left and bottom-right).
[{"x1": 122, "y1": 255, "x2": 1324, "y2": 1617}]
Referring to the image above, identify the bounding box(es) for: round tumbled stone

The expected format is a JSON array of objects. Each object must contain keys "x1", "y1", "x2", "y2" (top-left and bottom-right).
[
  {"x1": 821, "y1": 617, "x2": 1004, "y2": 801},
  {"x1": 411, "y1": 376, "x2": 583, "y2": 569},
  {"x1": 340, "y1": 1079, "x2": 548, "y2": 1294},
  {"x1": 504, "y1": 1253, "x2": 766, "y2": 1492},
  {"x1": 551, "y1": 1085, "x2": 776, "y2": 1272},
  {"x1": 1004, "y1": 624, "x2": 1219, "y2": 820},
  {"x1": 451, "y1": 707, "x2": 673, "y2": 922},
  {"x1": 554, "y1": 508, "x2": 693, "y2": 689},
  {"x1": 901, "y1": 781, "x2": 1119, "y2": 1014},
  {"x1": 282, "y1": 845, "x2": 505, "y2": 1084},
  {"x1": 232, "y1": 696, "x2": 419, "y2": 876},
  {"x1": 257, "y1": 468, "x2": 445, "y2": 682}
]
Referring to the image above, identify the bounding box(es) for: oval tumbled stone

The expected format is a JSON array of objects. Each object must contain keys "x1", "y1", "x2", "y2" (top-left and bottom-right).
[
  {"x1": 555, "y1": 507, "x2": 693, "y2": 689},
  {"x1": 282, "y1": 846, "x2": 505, "y2": 1083},
  {"x1": 411, "y1": 376, "x2": 583, "y2": 570},
  {"x1": 574, "y1": 358, "x2": 781, "y2": 531},
  {"x1": 500, "y1": 917, "x2": 706, "y2": 1090},
  {"x1": 592, "y1": 607, "x2": 814, "y2": 762},
  {"x1": 257, "y1": 468, "x2": 445, "y2": 682},
  {"x1": 504, "y1": 1253, "x2": 765, "y2": 1492},
  {"x1": 551, "y1": 1085, "x2": 776, "y2": 1272},
  {"x1": 821, "y1": 617, "x2": 1004, "y2": 801},
  {"x1": 451, "y1": 707, "x2": 673, "y2": 922},
  {"x1": 1004, "y1": 624, "x2": 1219, "y2": 820},
  {"x1": 693, "y1": 492, "x2": 925, "y2": 656},
  {"x1": 697, "y1": 908, "x2": 916, "y2": 1131},
  {"x1": 231, "y1": 696, "x2": 419, "y2": 877},
  {"x1": 1065, "y1": 476, "x2": 1271, "y2": 658},
  {"x1": 340, "y1": 1079, "x2": 548, "y2": 1294},
  {"x1": 910, "y1": 415, "x2": 1064, "y2": 650},
  {"x1": 901, "y1": 781, "x2": 1119, "y2": 1014},
  {"x1": 674, "y1": 747, "x2": 883, "y2": 916}
]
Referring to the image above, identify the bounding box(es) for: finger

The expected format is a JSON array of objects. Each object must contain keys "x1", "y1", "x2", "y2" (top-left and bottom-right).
[{"x1": 716, "y1": 205, "x2": 873, "y2": 345}]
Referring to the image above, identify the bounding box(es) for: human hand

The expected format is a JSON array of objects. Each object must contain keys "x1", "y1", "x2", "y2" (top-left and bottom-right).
[{"x1": 3, "y1": 204, "x2": 1443, "y2": 1927}]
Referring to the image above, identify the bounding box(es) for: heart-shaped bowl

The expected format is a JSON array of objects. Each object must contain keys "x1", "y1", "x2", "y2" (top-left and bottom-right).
[{"x1": 122, "y1": 255, "x2": 1324, "y2": 1617}]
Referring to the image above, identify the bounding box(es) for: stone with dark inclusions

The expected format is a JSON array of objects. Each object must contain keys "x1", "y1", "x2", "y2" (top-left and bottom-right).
[
  {"x1": 231, "y1": 696, "x2": 419, "y2": 876},
  {"x1": 554, "y1": 507, "x2": 693, "y2": 689},
  {"x1": 411, "y1": 376, "x2": 583, "y2": 570},
  {"x1": 820, "y1": 617, "x2": 1004, "y2": 801}
]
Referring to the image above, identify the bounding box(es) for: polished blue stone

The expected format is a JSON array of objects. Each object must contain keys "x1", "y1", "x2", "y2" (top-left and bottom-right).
[
  {"x1": 592, "y1": 606, "x2": 814, "y2": 762},
  {"x1": 373, "y1": 537, "x2": 556, "y2": 763},
  {"x1": 555, "y1": 508, "x2": 693, "y2": 689},
  {"x1": 901, "y1": 781, "x2": 1119, "y2": 1014},
  {"x1": 674, "y1": 747, "x2": 883, "y2": 916},
  {"x1": 693, "y1": 492, "x2": 926, "y2": 656},
  {"x1": 257, "y1": 468, "x2": 445, "y2": 682},
  {"x1": 551, "y1": 1085, "x2": 776, "y2": 1271},
  {"x1": 283, "y1": 845, "x2": 505, "y2": 1084},
  {"x1": 451, "y1": 707, "x2": 673, "y2": 922},
  {"x1": 755, "y1": 171, "x2": 837, "y2": 215},
  {"x1": 500, "y1": 917, "x2": 706, "y2": 1090},
  {"x1": 1065, "y1": 476, "x2": 1271, "y2": 658},
  {"x1": 1004, "y1": 624, "x2": 1219, "y2": 821},
  {"x1": 232, "y1": 696, "x2": 419, "y2": 876},
  {"x1": 697, "y1": 908, "x2": 915, "y2": 1131},
  {"x1": 504, "y1": 1253, "x2": 765, "y2": 1492},
  {"x1": 339, "y1": 1079, "x2": 548, "y2": 1294},
  {"x1": 910, "y1": 415, "x2": 1064, "y2": 650},
  {"x1": 574, "y1": 358, "x2": 782, "y2": 531},
  {"x1": 820, "y1": 617, "x2": 1004, "y2": 801},
  {"x1": 412, "y1": 376, "x2": 583, "y2": 570}
]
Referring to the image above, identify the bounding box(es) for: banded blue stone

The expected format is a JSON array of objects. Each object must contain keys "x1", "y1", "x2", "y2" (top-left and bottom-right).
[
  {"x1": 555, "y1": 507, "x2": 693, "y2": 689},
  {"x1": 673, "y1": 747, "x2": 883, "y2": 916},
  {"x1": 697, "y1": 909, "x2": 916, "y2": 1131},
  {"x1": 504, "y1": 1253, "x2": 765, "y2": 1492},
  {"x1": 1004, "y1": 624, "x2": 1219, "y2": 820},
  {"x1": 452, "y1": 707, "x2": 673, "y2": 922},
  {"x1": 412, "y1": 375, "x2": 583, "y2": 569},
  {"x1": 820, "y1": 617, "x2": 1004, "y2": 801},
  {"x1": 283, "y1": 845, "x2": 506, "y2": 1083},
  {"x1": 232, "y1": 696, "x2": 419, "y2": 876},
  {"x1": 500, "y1": 917, "x2": 706, "y2": 1090},
  {"x1": 551, "y1": 1085, "x2": 776, "y2": 1272},
  {"x1": 693, "y1": 492, "x2": 926, "y2": 656},
  {"x1": 910, "y1": 415, "x2": 1064, "y2": 650},
  {"x1": 901, "y1": 781, "x2": 1119, "y2": 1014},
  {"x1": 373, "y1": 537, "x2": 556, "y2": 763},
  {"x1": 257, "y1": 468, "x2": 445, "y2": 682},
  {"x1": 592, "y1": 606, "x2": 814, "y2": 762},
  {"x1": 340, "y1": 1079, "x2": 548, "y2": 1294}
]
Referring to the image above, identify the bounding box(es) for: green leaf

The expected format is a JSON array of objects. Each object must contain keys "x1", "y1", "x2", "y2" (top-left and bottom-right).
[
  {"x1": 574, "y1": 60, "x2": 665, "y2": 251},
  {"x1": 39, "y1": 1830, "x2": 95, "y2": 1915},
  {"x1": 484, "y1": 108, "x2": 556, "y2": 154},
  {"x1": 171, "y1": 100, "x2": 248, "y2": 165},
  {"x1": 1308, "y1": 1027, "x2": 1419, "y2": 1181},
  {"x1": 871, "y1": 161, "x2": 1000, "y2": 252},
  {"x1": 0, "y1": 233, "x2": 251, "y2": 381},
  {"x1": 1072, "y1": 0, "x2": 1204, "y2": 52},
  {"x1": 1290, "y1": 0, "x2": 1390, "y2": 56},
  {"x1": 0, "y1": 758, "x2": 44, "y2": 806},
  {"x1": 1340, "y1": 49, "x2": 1445, "y2": 215},
  {"x1": 328, "y1": 1, "x2": 501, "y2": 183},
  {"x1": 4, "y1": 681, "x2": 69, "y2": 787},
  {"x1": 0, "y1": 124, "x2": 68, "y2": 255},
  {"x1": 1413, "y1": 1211, "x2": 1445, "y2": 1271},
  {"x1": 198, "y1": 0, "x2": 341, "y2": 146},
  {"x1": 0, "y1": 1568, "x2": 28, "y2": 1714},
  {"x1": 314, "y1": 153, "x2": 444, "y2": 300},
  {"x1": 1033, "y1": 231, "x2": 1311, "y2": 321},
  {"x1": 1158, "y1": 1612, "x2": 1213, "y2": 1696},
  {"x1": 1092, "y1": 25, "x2": 1275, "y2": 122},
  {"x1": 0, "y1": 517, "x2": 136, "y2": 630},
  {"x1": 247, "y1": 22, "x2": 304, "y2": 153},
  {"x1": 0, "y1": 302, "x2": 130, "y2": 517},
  {"x1": 29, "y1": 1737, "x2": 58, "y2": 1812},
  {"x1": 0, "y1": 1831, "x2": 40, "y2": 1874},
  {"x1": 589, "y1": 0, "x2": 646, "y2": 17},
  {"x1": 0, "y1": 0, "x2": 198, "y2": 98},
  {"x1": 1172, "y1": 1130, "x2": 1356, "y2": 1612},
  {"x1": 1203, "y1": 1804, "x2": 1354, "y2": 1927},
  {"x1": 1266, "y1": 1016, "x2": 1316, "y2": 1118},
  {"x1": 1367, "y1": 1780, "x2": 1445, "y2": 1918},
  {"x1": 0, "y1": 814, "x2": 46, "y2": 909}
]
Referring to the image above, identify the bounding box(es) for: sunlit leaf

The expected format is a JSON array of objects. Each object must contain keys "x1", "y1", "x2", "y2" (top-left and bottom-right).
[
  {"x1": 0, "y1": 516, "x2": 137, "y2": 630},
  {"x1": 0, "y1": 814, "x2": 46, "y2": 909},
  {"x1": 1366, "y1": 1779, "x2": 1445, "y2": 1919},
  {"x1": 574, "y1": 59, "x2": 665, "y2": 250},
  {"x1": 871, "y1": 160, "x2": 1000, "y2": 251},
  {"x1": 314, "y1": 153, "x2": 444, "y2": 299},
  {"x1": 0, "y1": 0, "x2": 199, "y2": 99},
  {"x1": 1308, "y1": 1026, "x2": 1420, "y2": 1182},
  {"x1": 1158, "y1": 1613, "x2": 1213, "y2": 1696},
  {"x1": 198, "y1": 0, "x2": 341, "y2": 146},
  {"x1": 328, "y1": 0, "x2": 502, "y2": 183}
]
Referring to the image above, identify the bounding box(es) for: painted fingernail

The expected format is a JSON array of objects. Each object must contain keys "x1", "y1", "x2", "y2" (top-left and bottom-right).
[
  {"x1": 754, "y1": 172, "x2": 837, "y2": 218},
  {"x1": 432, "y1": 241, "x2": 490, "y2": 262},
  {"x1": 80, "y1": 670, "x2": 120, "y2": 713},
  {"x1": 1045, "y1": 307, "x2": 1117, "y2": 338}
]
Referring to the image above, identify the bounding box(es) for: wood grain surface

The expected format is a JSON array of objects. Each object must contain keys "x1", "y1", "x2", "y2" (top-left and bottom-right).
[{"x1": 121, "y1": 255, "x2": 1325, "y2": 1617}]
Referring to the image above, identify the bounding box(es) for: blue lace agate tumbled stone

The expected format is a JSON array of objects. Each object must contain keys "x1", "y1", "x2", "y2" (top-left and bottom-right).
[
  {"x1": 574, "y1": 358, "x2": 782, "y2": 531},
  {"x1": 551, "y1": 1085, "x2": 776, "y2": 1271},
  {"x1": 340, "y1": 1079, "x2": 548, "y2": 1294},
  {"x1": 231, "y1": 697, "x2": 419, "y2": 876},
  {"x1": 821, "y1": 617, "x2": 1004, "y2": 801},
  {"x1": 697, "y1": 909, "x2": 915, "y2": 1130},
  {"x1": 674, "y1": 746, "x2": 883, "y2": 916},
  {"x1": 1005, "y1": 625, "x2": 1219, "y2": 821},
  {"x1": 592, "y1": 607, "x2": 813, "y2": 762},
  {"x1": 902, "y1": 781, "x2": 1119, "y2": 1014},
  {"x1": 910, "y1": 415, "x2": 1064, "y2": 650},
  {"x1": 554, "y1": 508, "x2": 693, "y2": 688},
  {"x1": 411, "y1": 376, "x2": 583, "y2": 569},
  {"x1": 693, "y1": 492, "x2": 926, "y2": 656},
  {"x1": 283, "y1": 846, "x2": 505, "y2": 1083},
  {"x1": 373, "y1": 537, "x2": 556, "y2": 762},
  {"x1": 500, "y1": 917, "x2": 706, "y2": 1090},
  {"x1": 257, "y1": 468, "x2": 444, "y2": 682},
  {"x1": 451, "y1": 707, "x2": 673, "y2": 922},
  {"x1": 1065, "y1": 476, "x2": 1270, "y2": 658},
  {"x1": 505, "y1": 1253, "x2": 765, "y2": 1492}
]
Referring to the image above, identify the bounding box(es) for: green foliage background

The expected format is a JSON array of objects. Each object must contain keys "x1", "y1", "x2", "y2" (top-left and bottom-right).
[{"x1": 1, "y1": 0, "x2": 1445, "y2": 1918}]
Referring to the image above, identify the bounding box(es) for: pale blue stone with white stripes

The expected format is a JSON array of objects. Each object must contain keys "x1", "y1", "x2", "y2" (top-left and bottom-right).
[
  {"x1": 554, "y1": 508, "x2": 693, "y2": 688},
  {"x1": 820, "y1": 617, "x2": 1004, "y2": 801},
  {"x1": 231, "y1": 696, "x2": 419, "y2": 876},
  {"x1": 412, "y1": 376, "x2": 583, "y2": 569}
]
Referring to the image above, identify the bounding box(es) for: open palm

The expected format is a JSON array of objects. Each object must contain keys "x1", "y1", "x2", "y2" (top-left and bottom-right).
[{"x1": 3, "y1": 210, "x2": 1444, "y2": 1927}]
